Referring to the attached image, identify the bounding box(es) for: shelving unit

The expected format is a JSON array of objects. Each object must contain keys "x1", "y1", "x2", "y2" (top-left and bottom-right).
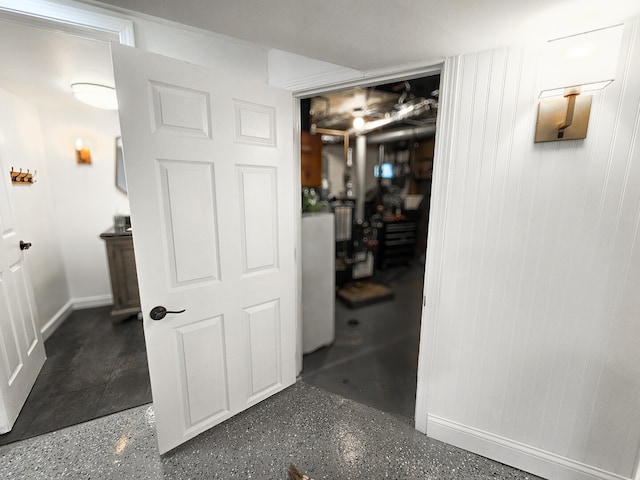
[{"x1": 376, "y1": 219, "x2": 417, "y2": 270}]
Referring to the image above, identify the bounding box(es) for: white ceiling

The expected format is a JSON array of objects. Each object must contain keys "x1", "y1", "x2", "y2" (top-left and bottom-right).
[
  {"x1": 1, "y1": 0, "x2": 639, "y2": 112},
  {"x1": 0, "y1": 18, "x2": 113, "y2": 111},
  {"x1": 89, "y1": 0, "x2": 640, "y2": 71}
]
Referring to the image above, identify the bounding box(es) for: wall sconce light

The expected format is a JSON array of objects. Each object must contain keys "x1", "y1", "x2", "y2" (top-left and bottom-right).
[
  {"x1": 75, "y1": 138, "x2": 92, "y2": 164},
  {"x1": 534, "y1": 24, "x2": 623, "y2": 143}
]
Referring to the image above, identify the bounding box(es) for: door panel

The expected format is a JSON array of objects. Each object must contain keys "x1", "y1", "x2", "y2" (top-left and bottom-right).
[
  {"x1": 111, "y1": 43, "x2": 296, "y2": 454},
  {"x1": 0, "y1": 274, "x2": 22, "y2": 382},
  {"x1": 149, "y1": 81, "x2": 211, "y2": 138},
  {"x1": 238, "y1": 166, "x2": 279, "y2": 274},
  {"x1": 158, "y1": 160, "x2": 221, "y2": 286},
  {"x1": 0, "y1": 164, "x2": 45, "y2": 433},
  {"x1": 10, "y1": 263, "x2": 38, "y2": 353},
  {"x1": 175, "y1": 315, "x2": 229, "y2": 428},
  {"x1": 244, "y1": 299, "x2": 281, "y2": 402},
  {"x1": 234, "y1": 100, "x2": 276, "y2": 146}
]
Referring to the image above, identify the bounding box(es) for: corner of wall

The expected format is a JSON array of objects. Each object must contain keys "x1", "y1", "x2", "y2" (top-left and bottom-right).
[
  {"x1": 267, "y1": 48, "x2": 363, "y2": 93},
  {"x1": 40, "y1": 300, "x2": 73, "y2": 341}
]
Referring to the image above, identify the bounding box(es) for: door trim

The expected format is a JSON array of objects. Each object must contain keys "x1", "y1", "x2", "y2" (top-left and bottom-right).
[
  {"x1": 292, "y1": 97, "x2": 303, "y2": 376},
  {"x1": 290, "y1": 63, "x2": 446, "y2": 428},
  {"x1": 413, "y1": 55, "x2": 459, "y2": 434},
  {"x1": 290, "y1": 63, "x2": 443, "y2": 98},
  {"x1": 0, "y1": 0, "x2": 135, "y2": 46}
]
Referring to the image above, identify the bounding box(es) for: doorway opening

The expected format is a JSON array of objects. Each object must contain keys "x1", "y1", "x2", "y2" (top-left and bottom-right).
[
  {"x1": 299, "y1": 74, "x2": 440, "y2": 419},
  {"x1": 0, "y1": 19, "x2": 150, "y2": 446}
]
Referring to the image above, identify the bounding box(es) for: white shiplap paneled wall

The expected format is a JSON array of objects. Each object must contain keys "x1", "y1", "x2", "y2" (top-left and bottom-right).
[{"x1": 416, "y1": 18, "x2": 640, "y2": 480}]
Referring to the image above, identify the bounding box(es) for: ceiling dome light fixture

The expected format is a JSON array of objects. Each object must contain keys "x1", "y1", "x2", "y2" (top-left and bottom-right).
[{"x1": 71, "y1": 82, "x2": 118, "y2": 110}]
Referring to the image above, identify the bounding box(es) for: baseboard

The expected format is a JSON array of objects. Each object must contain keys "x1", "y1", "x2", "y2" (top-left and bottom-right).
[
  {"x1": 40, "y1": 300, "x2": 73, "y2": 340},
  {"x1": 427, "y1": 415, "x2": 629, "y2": 480},
  {"x1": 71, "y1": 294, "x2": 113, "y2": 310},
  {"x1": 40, "y1": 295, "x2": 114, "y2": 340}
]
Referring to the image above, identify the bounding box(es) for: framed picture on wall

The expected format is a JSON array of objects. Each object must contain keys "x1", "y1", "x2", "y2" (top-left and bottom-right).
[{"x1": 115, "y1": 136, "x2": 127, "y2": 194}]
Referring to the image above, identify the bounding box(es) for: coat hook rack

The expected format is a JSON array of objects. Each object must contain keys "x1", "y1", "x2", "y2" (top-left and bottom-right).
[{"x1": 9, "y1": 167, "x2": 36, "y2": 185}]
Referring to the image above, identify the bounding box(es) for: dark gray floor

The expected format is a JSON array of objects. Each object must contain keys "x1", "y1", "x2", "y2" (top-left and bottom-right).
[
  {"x1": 302, "y1": 263, "x2": 424, "y2": 420},
  {"x1": 0, "y1": 306, "x2": 151, "y2": 446}
]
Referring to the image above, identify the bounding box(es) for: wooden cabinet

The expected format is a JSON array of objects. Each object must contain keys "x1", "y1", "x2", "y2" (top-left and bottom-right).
[
  {"x1": 100, "y1": 229, "x2": 141, "y2": 323},
  {"x1": 410, "y1": 138, "x2": 434, "y2": 194},
  {"x1": 300, "y1": 131, "x2": 323, "y2": 187}
]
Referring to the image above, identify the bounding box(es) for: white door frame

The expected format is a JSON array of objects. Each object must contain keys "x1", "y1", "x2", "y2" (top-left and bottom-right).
[
  {"x1": 289, "y1": 64, "x2": 444, "y2": 418},
  {"x1": 0, "y1": 0, "x2": 449, "y2": 442},
  {"x1": 0, "y1": 0, "x2": 134, "y2": 46}
]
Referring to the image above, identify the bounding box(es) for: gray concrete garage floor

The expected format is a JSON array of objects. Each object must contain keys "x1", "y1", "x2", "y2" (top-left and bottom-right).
[
  {"x1": 0, "y1": 381, "x2": 543, "y2": 480},
  {"x1": 303, "y1": 263, "x2": 424, "y2": 420}
]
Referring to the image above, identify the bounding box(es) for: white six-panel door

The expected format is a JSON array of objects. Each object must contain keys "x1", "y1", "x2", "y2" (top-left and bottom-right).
[
  {"x1": 111, "y1": 43, "x2": 297, "y2": 454},
  {"x1": 0, "y1": 160, "x2": 45, "y2": 433}
]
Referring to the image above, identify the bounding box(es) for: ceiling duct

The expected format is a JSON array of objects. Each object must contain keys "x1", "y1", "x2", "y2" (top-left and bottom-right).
[
  {"x1": 350, "y1": 97, "x2": 436, "y2": 135},
  {"x1": 311, "y1": 88, "x2": 401, "y2": 131},
  {"x1": 366, "y1": 124, "x2": 436, "y2": 144},
  {"x1": 309, "y1": 77, "x2": 440, "y2": 143}
]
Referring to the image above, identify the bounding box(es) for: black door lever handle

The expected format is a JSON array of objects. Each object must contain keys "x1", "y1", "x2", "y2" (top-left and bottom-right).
[
  {"x1": 20, "y1": 241, "x2": 32, "y2": 251},
  {"x1": 150, "y1": 306, "x2": 186, "y2": 321}
]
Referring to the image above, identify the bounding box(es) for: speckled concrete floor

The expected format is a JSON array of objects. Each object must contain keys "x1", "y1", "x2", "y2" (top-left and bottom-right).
[{"x1": 0, "y1": 382, "x2": 543, "y2": 480}]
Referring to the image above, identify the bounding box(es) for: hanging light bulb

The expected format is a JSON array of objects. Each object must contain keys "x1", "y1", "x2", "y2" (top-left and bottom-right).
[{"x1": 353, "y1": 116, "x2": 365, "y2": 130}]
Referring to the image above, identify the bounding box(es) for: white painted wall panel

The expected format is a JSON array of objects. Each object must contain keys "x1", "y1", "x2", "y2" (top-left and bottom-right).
[
  {"x1": 40, "y1": 106, "x2": 124, "y2": 304},
  {"x1": 418, "y1": 18, "x2": 640, "y2": 480},
  {"x1": 0, "y1": 89, "x2": 69, "y2": 333}
]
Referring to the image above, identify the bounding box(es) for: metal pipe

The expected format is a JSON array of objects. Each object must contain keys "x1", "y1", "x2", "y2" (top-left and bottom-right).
[
  {"x1": 378, "y1": 144, "x2": 385, "y2": 172},
  {"x1": 345, "y1": 147, "x2": 353, "y2": 199},
  {"x1": 376, "y1": 144, "x2": 385, "y2": 206},
  {"x1": 366, "y1": 124, "x2": 436, "y2": 144},
  {"x1": 348, "y1": 98, "x2": 436, "y2": 135},
  {"x1": 355, "y1": 135, "x2": 367, "y2": 223}
]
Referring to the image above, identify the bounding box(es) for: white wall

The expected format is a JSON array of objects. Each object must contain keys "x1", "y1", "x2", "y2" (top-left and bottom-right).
[
  {"x1": 0, "y1": 88, "x2": 69, "y2": 333},
  {"x1": 38, "y1": 105, "x2": 123, "y2": 304},
  {"x1": 417, "y1": 17, "x2": 640, "y2": 480},
  {"x1": 93, "y1": 6, "x2": 269, "y2": 81}
]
